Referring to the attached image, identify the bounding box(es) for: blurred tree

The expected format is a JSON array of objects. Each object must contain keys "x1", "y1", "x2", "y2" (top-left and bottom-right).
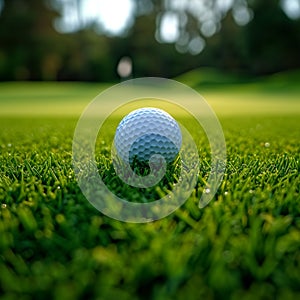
[
  {"x1": 57, "y1": 29, "x2": 114, "y2": 81},
  {"x1": 242, "y1": 0, "x2": 300, "y2": 74},
  {"x1": 132, "y1": 0, "x2": 300, "y2": 75},
  {"x1": 0, "y1": 0, "x2": 64, "y2": 80},
  {"x1": 0, "y1": 0, "x2": 300, "y2": 81},
  {"x1": 109, "y1": 13, "x2": 203, "y2": 78},
  {"x1": 200, "y1": 12, "x2": 246, "y2": 72}
]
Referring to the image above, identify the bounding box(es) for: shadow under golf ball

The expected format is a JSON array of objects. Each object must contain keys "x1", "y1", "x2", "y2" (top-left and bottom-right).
[{"x1": 100, "y1": 154, "x2": 181, "y2": 203}]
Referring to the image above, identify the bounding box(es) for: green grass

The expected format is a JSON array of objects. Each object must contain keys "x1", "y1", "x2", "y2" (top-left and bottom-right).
[{"x1": 0, "y1": 76, "x2": 300, "y2": 299}]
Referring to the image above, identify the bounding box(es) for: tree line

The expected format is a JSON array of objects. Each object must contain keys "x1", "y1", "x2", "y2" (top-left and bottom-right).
[{"x1": 0, "y1": 0, "x2": 299, "y2": 81}]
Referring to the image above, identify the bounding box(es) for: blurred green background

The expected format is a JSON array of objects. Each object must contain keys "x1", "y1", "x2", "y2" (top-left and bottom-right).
[{"x1": 0, "y1": 0, "x2": 300, "y2": 82}]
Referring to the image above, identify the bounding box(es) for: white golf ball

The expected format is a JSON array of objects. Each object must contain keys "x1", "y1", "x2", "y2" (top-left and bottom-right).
[{"x1": 114, "y1": 107, "x2": 182, "y2": 164}]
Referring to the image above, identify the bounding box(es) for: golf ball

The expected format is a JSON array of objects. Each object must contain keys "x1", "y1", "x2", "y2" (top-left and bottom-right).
[{"x1": 114, "y1": 107, "x2": 182, "y2": 164}]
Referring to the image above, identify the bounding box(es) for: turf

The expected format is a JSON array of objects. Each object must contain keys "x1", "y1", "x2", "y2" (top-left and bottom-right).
[{"x1": 0, "y1": 76, "x2": 300, "y2": 299}]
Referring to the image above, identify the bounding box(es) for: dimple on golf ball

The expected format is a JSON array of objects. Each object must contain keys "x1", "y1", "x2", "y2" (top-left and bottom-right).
[{"x1": 114, "y1": 107, "x2": 182, "y2": 164}]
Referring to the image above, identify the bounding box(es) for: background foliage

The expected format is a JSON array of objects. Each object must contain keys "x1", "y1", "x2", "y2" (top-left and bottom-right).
[{"x1": 0, "y1": 0, "x2": 300, "y2": 81}]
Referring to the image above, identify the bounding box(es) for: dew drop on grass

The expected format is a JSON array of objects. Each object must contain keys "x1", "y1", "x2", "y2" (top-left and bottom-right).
[
  {"x1": 224, "y1": 191, "x2": 228, "y2": 196},
  {"x1": 205, "y1": 188, "x2": 211, "y2": 194},
  {"x1": 264, "y1": 142, "x2": 270, "y2": 148},
  {"x1": 1, "y1": 204, "x2": 7, "y2": 208}
]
